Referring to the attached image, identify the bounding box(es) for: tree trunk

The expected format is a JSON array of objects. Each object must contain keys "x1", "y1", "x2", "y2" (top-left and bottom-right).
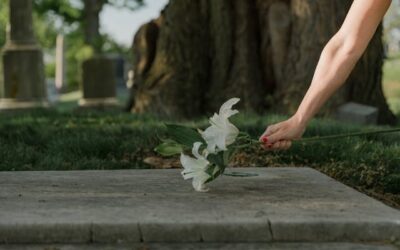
[
  {"x1": 129, "y1": 0, "x2": 396, "y2": 124},
  {"x1": 83, "y1": 0, "x2": 104, "y2": 52}
]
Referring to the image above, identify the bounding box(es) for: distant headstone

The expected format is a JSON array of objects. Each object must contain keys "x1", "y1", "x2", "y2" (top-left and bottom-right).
[
  {"x1": 0, "y1": 0, "x2": 48, "y2": 110},
  {"x1": 114, "y1": 56, "x2": 126, "y2": 88},
  {"x1": 336, "y1": 102, "x2": 379, "y2": 125},
  {"x1": 55, "y1": 35, "x2": 66, "y2": 91},
  {"x1": 79, "y1": 56, "x2": 118, "y2": 108},
  {"x1": 126, "y1": 70, "x2": 134, "y2": 89}
]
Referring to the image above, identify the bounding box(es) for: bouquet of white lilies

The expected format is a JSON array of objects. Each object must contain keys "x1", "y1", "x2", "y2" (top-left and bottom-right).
[{"x1": 155, "y1": 98, "x2": 256, "y2": 192}]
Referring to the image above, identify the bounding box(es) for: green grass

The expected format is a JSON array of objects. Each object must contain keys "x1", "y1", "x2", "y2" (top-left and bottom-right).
[
  {"x1": 0, "y1": 110, "x2": 399, "y2": 202},
  {"x1": 0, "y1": 110, "x2": 163, "y2": 171}
]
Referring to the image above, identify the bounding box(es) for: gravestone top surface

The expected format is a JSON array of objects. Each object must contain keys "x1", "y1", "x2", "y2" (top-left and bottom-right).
[{"x1": 0, "y1": 168, "x2": 399, "y2": 245}]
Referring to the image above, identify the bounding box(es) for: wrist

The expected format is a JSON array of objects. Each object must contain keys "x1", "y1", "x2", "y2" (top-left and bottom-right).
[{"x1": 292, "y1": 112, "x2": 309, "y2": 128}]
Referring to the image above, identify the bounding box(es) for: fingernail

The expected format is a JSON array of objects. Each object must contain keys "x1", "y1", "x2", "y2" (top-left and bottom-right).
[{"x1": 262, "y1": 137, "x2": 268, "y2": 143}]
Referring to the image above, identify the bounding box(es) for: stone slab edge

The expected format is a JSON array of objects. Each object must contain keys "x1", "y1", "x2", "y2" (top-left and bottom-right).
[
  {"x1": 0, "y1": 221, "x2": 399, "y2": 245},
  {"x1": 0, "y1": 243, "x2": 399, "y2": 250}
]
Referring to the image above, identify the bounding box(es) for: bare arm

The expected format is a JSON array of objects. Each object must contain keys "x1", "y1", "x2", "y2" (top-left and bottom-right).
[{"x1": 260, "y1": 0, "x2": 392, "y2": 150}]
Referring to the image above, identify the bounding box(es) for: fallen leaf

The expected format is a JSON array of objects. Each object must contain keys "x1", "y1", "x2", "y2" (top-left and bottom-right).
[{"x1": 143, "y1": 156, "x2": 181, "y2": 169}]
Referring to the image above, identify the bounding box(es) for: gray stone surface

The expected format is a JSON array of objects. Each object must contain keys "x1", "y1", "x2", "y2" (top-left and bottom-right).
[
  {"x1": 0, "y1": 243, "x2": 398, "y2": 250},
  {"x1": 0, "y1": 168, "x2": 399, "y2": 245},
  {"x1": 336, "y1": 102, "x2": 379, "y2": 125}
]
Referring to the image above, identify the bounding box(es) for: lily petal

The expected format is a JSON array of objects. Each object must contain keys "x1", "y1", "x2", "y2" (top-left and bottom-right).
[
  {"x1": 192, "y1": 142, "x2": 204, "y2": 159},
  {"x1": 219, "y1": 98, "x2": 240, "y2": 118},
  {"x1": 180, "y1": 151, "x2": 210, "y2": 192},
  {"x1": 192, "y1": 173, "x2": 210, "y2": 192}
]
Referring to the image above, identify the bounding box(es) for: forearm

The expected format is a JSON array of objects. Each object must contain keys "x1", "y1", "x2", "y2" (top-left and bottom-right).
[
  {"x1": 260, "y1": 0, "x2": 391, "y2": 150},
  {"x1": 294, "y1": 35, "x2": 363, "y2": 125}
]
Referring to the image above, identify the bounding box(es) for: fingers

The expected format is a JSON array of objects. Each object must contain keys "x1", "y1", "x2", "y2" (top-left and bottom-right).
[
  {"x1": 263, "y1": 140, "x2": 292, "y2": 151},
  {"x1": 277, "y1": 140, "x2": 292, "y2": 150},
  {"x1": 265, "y1": 125, "x2": 278, "y2": 137},
  {"x1": 260, "y1": 124, "x2": 287, "y2": 144},
  {"x1": 259, "y1": 122, "x2": 293, "y2": 151},
  {"x1": 266, "y1": 131, "x2": 286, "y2": 144},
  {"x1": 259, "y1": 124, "x2": 279, "y2": 142}
]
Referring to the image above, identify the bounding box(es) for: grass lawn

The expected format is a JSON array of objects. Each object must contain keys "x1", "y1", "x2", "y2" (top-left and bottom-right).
[{"x1": 0, "y1": 109, "x2": 399, "y2": 208}]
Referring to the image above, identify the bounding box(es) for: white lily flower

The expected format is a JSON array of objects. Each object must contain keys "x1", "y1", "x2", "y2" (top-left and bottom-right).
[
  {"x1": 180, "y1": 142, "x2": 210, "y2": 192},
  {"x1": 201, "y1": 98, "x2": 240, "y2": 153}
]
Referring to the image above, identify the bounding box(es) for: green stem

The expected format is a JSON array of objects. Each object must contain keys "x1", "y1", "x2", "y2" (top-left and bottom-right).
[
  {"x1": 296, "y1": 128, "x2": 400, "y2": 143},
  {"x1": 247, "y1": 128, "x2": 400, "y2": 144},
  {"x1": 234, "y1": 143, "x2": 253, "y2": 149}
]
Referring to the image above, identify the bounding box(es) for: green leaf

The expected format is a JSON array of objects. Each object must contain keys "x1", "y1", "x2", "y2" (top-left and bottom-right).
[
  {"x1": 205, "y1": 165, "x2": 226, "y2": 184},
  {"x1": 223, "y1": 149, "x2": 233, "y2": 165},
  {"x1": 207, "y1": 151, "x2": 225, "y2": 167},
  {"x1": 165, "y1": 124, "x2": 205, "y2": 148},
  {"x1": 154, "y1": 140, "x2": 184, "y2": 156},
  {"x1": 205, "y1": 151, "x2": 228, "y2": 183}
]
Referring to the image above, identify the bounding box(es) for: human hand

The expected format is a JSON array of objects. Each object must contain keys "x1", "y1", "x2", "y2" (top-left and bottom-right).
[{"x1": 259, "y1": 116, "x2": 307, "y2": 151}]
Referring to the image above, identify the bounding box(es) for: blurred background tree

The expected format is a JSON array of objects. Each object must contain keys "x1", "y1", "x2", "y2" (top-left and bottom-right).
[
  {"x1": 384, "y1": 0, "x2": 400, "y2": 55},
  {"x1": 0, "y1": 3, "x2": 7, "y2": 47},
  {"x1": 0, "y1": 0, "x2": 399, "y2": 121},
  {"x1": 0, "y1": 0, "x2": 144, "y2": 90},
  {"x1": 129, "y1": 0, "x2": 397, "y2": 124}
]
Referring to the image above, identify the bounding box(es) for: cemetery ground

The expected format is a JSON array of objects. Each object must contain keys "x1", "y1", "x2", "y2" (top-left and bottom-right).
[{"x1": 0, "y1": 108, "x2": 399, "y2": 210}]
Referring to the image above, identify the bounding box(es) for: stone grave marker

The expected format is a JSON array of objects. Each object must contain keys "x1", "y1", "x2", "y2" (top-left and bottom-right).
[
  {"x1": 0, "y1": 0, "x2": 48, "y2": 110},
  {"x1": 336, "y1": 102, "x2": 379, "y2": 125},
  {"x1": 0, "y1": 168, "x2": 398, "y2": 249},
  {"x1": 79, "y1": 56, "x2": 118, "y2": 109}
]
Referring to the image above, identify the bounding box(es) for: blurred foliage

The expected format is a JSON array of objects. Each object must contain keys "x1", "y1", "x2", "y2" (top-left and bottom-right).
[
  {"x1": 0, "y1": 0, "x2": 144, "y2": 89},
  {"x1": 384, "y1": 1, "x2": 400, "y2": 33},
  {"x1": 34, "y1": 0, "x2": 144, "y2": 22},
  {"x1": 0, "y1": 1, "x2": 7, "y2": 48}
]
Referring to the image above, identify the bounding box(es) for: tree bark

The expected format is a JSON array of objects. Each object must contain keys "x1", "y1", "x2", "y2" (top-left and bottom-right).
[
  {"x1": 132, "y1": 1, "x2": 209, "y2": 117},
  {"x1": 129, "y1": 0, "x2": 396, "y2": 124},
  {"x1": 83, "y1": 0, "x2": 104, "y2": 52}
]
